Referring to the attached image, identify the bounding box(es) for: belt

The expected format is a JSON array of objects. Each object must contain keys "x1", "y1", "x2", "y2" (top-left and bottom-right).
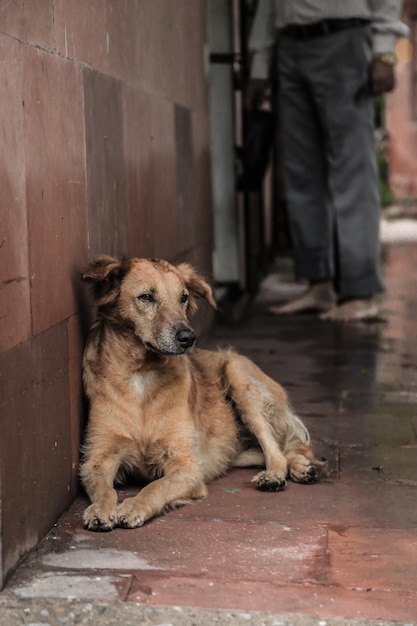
[{"x1": 281, "y1": 18, "x2": 369, "y2": 40}]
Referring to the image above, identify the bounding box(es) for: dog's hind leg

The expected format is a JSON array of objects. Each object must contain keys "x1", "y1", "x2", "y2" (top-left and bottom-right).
[
  {"x1": 223, "y1": 352, "x2": 324, "y2": 487},
  {"x1": 232, "y1": 449, "x2": 265, "y2": 468},
  {"x1": 285, "y1": 443, "x2": 327, "y2": 484},
  {"x1": 222, "y1": 353, "x2": 291, "y2": 491}
]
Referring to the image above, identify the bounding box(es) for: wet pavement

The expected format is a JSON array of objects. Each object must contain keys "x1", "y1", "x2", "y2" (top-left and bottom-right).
[{"x1": 1, "y1": 241, "x2": 417, "y2": 625}]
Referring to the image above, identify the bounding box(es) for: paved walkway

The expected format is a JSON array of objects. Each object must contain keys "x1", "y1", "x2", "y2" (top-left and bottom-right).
[{"x1": 1, "y1": 241, "x2": 417, "y2": 625}]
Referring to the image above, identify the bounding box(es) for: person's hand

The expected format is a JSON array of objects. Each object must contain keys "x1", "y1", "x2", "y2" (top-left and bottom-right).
[
  {"x1": 245, "y1": 78, "x2": 270, "y2": 109},
  {"x1": 370, "y1": 58, "x2": 395, "y2": 95}
]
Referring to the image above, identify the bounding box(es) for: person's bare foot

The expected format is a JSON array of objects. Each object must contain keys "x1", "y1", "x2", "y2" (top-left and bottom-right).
[
  {"x1": 269, "y1": 282, "x2": 336, "y2": 315},
  {"x1": 320, "y1": 298, "x2": 379, "y2": 322}
]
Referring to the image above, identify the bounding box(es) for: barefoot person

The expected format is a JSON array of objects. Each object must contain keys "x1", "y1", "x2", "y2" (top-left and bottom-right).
[{"x1": 247, "y1": 1, "x2": 408, "y2": 322}]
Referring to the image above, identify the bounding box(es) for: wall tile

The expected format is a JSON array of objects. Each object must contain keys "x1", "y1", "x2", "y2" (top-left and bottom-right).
[
  {"x1": 174, "y1": 0, "x2": 209, "y2": 111},
  {"x1": 54, "y1": 0, "x2": 108, "y2": 69},
  {"x1": 55, "y1": 0, "x2": 139, "y2": 83},
  {"x1": 388, "y1": 57, "x2": 417, "y2": 198},
  {"x1": 148, "y1": 98, "x2": 178, "y2": 260},
  {"x1": 123, "y1": 82, "x2": 210, "y2": 265},
  {"x1": 55, "y1": 0, "x2": 208, "y2": 108},
  {"x1": 192, "y1": 109, "x2": 214, "y2": 254},
  {"x1": 0, "y1": 323, "x2": 73, "y2": 580},
  {"x1": 123, "y1": 86, "x2": 153, "y2": 258},
  {"x1": 83, "y1": 67, "x2": 128, "y2": 259},
  {"x1": 0, "y1": 38, "x2": 30, "y2": 352},
  {"x1": 0, "y1": 0, "x2": 55, "y2": 48},
  {"x1": 105, "y1": 0, "x2": 140, "y2": 82},
  {"x1": 122, "y1": 84, "x2": 178, "y2": 261},
  {"x1": 23, "y1": 47, "x2": 88, "y2": 336},
  {"x1": 135, "y1": 0, "x2": 208, "y2": 109},
  {"x1": 175, "y1": 104, "x2": 196, "y2": 252},
  {"x1": 133, "y1": 1, "x2": 177, "y2": 99}
]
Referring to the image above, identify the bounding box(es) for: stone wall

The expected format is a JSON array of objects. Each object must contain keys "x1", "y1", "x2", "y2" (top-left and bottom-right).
[
  {"x1": 0, "y1": 0, "x2": 213, "y2": 586},
  {"x1": 388, "y1": 2, "x2": 417, "y2": 199}
]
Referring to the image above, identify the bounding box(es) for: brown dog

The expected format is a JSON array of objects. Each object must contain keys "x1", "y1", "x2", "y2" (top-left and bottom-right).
[{"x1": 80, "y1": 256, "x2": 324, "y2": 531}]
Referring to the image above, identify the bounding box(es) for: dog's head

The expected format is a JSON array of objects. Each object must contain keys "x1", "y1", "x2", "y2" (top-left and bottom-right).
[{"x1": 81, "y1": 256, "x2": 216, "y2": 356}]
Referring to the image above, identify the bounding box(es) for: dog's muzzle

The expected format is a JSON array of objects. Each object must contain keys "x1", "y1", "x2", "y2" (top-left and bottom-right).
[{"x1": 144, "y1": 327, "x2": 196, "y2": 356}]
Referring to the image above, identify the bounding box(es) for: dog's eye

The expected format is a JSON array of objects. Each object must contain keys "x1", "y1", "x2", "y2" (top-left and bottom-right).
[
  {"x1": 138, "y1": 293, "x2": 155, "y2": 303},
  {"x1": 180, "y1": 292, "x2": 188, "y2": 304}
]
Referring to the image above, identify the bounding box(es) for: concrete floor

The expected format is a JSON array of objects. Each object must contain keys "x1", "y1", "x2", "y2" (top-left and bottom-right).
[{"x1": 1, "y1": 241, "x2": 417, "y2": 626}]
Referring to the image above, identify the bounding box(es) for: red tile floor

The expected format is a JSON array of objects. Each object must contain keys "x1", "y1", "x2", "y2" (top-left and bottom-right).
[{"x1": 2, "y1": 243, "x2": 417, "y2": 625}]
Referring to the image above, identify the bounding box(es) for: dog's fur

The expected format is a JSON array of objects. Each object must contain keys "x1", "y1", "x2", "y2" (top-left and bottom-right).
[{"x1": 80, "y1": 256, "x2": 325, "y2": 531}]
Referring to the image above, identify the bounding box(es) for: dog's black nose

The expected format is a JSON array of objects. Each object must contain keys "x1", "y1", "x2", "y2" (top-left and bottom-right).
[{"x1": 176, "y1": 329, "x2": 196, "y2": 350}]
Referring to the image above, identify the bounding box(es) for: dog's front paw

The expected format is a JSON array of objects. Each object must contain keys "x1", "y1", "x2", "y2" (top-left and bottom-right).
[
  {"x1": 252, "y1": 470, "x2": 287, "y2": 492},
  {"x1": 83, "y1": 503, "x2": 118, "y2": 531},
  {"x1": 289, "y1": 454, "x2": 317, "y2": 484},
  {"x1": 117, "y1": 499, "x2": 149, "y2": 529}
]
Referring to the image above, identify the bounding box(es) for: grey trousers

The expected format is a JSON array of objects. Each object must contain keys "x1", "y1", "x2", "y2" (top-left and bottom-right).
[{"x1": 278, "y1": 24, "x2": 384, "y2": 298}]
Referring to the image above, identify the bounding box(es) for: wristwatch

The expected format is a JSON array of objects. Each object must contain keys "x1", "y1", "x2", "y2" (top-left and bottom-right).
[{"x1": 373, "y1": 52, "x2": 397, "y2": 65}]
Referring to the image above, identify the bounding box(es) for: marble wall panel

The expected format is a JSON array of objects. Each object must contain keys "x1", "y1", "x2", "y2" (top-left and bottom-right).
[
  {"x1": 23, "y1": 47, "x2": 88, "y2": 336},
  {"x1": 0, "y1": 0, "x2": 54, "y2": 48},
  {"x1": 175, "y1": 104, "x2": 196, "y2": 253},
  {"x1": 148, "y1": 97, "x2": 178, "y2": 261},
  {"x1": 0, "y1": 38, "x2": 30, "y2": 352},
  {"x1": 0, "y1": 323, "x2": 72, "y2": 579},
  {"x1": 124, "y1": 87, "x2": 178, "y2": 261},
  {"x1": 135, "y1": 0, "x2": 208, "y2": 109},
  {"x1": 55, "y1": 0, "x2": 140, "y2": 83},
  {"x1": 192, "y1": 109, "x2": 214, "y2": 260},
  {"x1": 173, "y1": 0, "x2": 209, "y2": 111},
  {"x1": 54, "y1": 0, "x2": 108, "y2": 69},
  {"x1": 123, "y1": 85, "x2": 154, "y2": 258},
  {"x1": 83, "y1": 67, "x2": 128, "y2": 259},
  {"x1": 104, "y1": 0, "x2": 141, "y2": 82}
]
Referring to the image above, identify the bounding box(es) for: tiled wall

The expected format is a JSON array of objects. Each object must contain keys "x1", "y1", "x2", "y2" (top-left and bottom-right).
[
  {"x1": 387, "y1": 2, "x2": 417, "y2": 199},
  {"x1": 0, "y1": 0, "x2": 213, "y2": 586}
]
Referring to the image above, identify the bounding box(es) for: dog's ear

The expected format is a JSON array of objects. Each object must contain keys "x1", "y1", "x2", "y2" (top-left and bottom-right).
[
  {"x1": 177, "y1": 263, "x2": 217, "y2": 313},
  {"x1": 81, "y1": 255, "x2": 130, "y2": 305}
]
